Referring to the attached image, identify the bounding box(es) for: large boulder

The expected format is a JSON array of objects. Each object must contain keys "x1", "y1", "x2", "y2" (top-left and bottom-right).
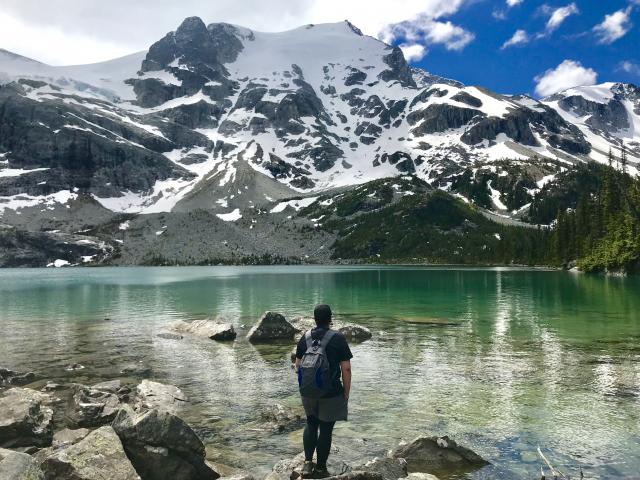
[
  {"x1": 246, "y1": 312, "x2": 296, "y2": 343},
  {"x1": 41, "y1": 426, "x2": 139, "y2": 480},
  {"x1": 0, "y1": 368, "x2": 36, "y2": 387},
  {"x1": 66, "y1": 384, "x2": 121, "y2": 428},
  {"x1": 337, "y1": 325, "x2": 372, "y2": 342},
  {"x1": 0, "y1": 447, "x2": 44, "y2": 479},
  {"x1": 112, "y1": 405, "x2": 218, "y2": 480},
  {"x1": 260, "y1": 403, "x2": 304, "y2": 433},
  {"x1": 0, "y1": 388, "x2": 53, "y2": 448},
  {"x1": 169, "y1": 320, "x2": 236, "y2": 341},
  {"x1": 390, "y1": 436, "x2": 488, "y2": 475},
  {"x1": 134, "y1": 380, "x2": 188, "y2": 414}
]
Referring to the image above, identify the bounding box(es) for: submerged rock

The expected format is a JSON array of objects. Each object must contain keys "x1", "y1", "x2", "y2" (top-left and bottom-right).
[
  {"x1": 169, "y1": 319, "x2": 237, "y2": 341},
  {"x1": 247, "y1": 312, "x2": 296, "y2": 343},
  {"x1": 41, "y1": 426, "x2": 139, "y2": 480},
  {"x1": 134, "y1": 380, "x2": 188, "y2": 414},
  {"x1": 0, "y1": 368, "x2": 36, "y2": 387},
  {"x1": 0, "y1": 447, "x2": 44, "y2": 479},
  {"x1": 260, "y1": 403, "x2": 304, "y2": 433},
  {"x1": 52, "y1": 428, "x2": 91, "y2": 448},
  {"x1": 112, "y1": 405, "x2": 218, "y2": 480},
  {"x1": 390, "y1": 435, "x2": 488, "y2": 474},
  {"x1": 0, "y1": 388, "x2": 53, "y2": 448},
  {"x1": 337, "y1": 324, "x2": 372, "y2": 342},
  {"x1": 157, "y1": 332, "x2": 184, "y2": 340},
  {"x1": 66, "y1": 384, "x2": 121, "y2": 428}
]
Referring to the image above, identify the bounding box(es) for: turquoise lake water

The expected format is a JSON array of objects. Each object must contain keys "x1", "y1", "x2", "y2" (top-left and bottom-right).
[{"x1": 0, "y1": 266, "x2": 638, "y2": 478}]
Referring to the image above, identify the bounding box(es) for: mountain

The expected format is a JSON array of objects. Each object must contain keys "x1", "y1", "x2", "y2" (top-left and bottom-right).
[{"x1": 0, "y1": 17, "x2": 638, "y2": 267}]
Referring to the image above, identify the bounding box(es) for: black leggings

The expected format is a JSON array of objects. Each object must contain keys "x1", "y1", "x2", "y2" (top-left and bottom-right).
[{"x1": 303, "y1": 416, "x2": 336, "y2": 468}]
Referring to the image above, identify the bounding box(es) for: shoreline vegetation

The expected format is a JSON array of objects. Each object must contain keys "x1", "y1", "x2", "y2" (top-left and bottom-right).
[{"x1": 0, "y1": 313, "x2": 584, "y2": 480}]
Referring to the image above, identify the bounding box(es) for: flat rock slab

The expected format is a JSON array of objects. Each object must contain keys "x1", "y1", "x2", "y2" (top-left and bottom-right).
[
  {"x1": 0, "y1": 447, "x2": 44, "y2": 479},
  {"x1": 52, "y1": 428, "x2": 91, "y2": 448},
  {"x1": 390, "y1": 435, "x2": 488, "y2": 475},
  {"x1": 135, "y1": 380, "x2": 188, "y2": 414},
  {"x1": 0, "y1": 388, "x2": 53, "y2": 448},
  {"x1": 247, "y1": 312, "x2": 296, "y2": 343},
  {"x1": 41, "y1": 426, "x2": 139, "y2": 480},
  {"x1": 169, "y1": 319, "x2": 236, "y2": 341}
]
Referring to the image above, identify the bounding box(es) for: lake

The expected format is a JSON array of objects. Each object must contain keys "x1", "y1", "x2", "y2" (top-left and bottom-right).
[{"x1": 0, "y1": 266, "x2": 639, "y2": 479}]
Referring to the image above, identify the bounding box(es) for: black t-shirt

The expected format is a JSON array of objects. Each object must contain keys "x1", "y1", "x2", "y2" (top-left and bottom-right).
[{"x1": 296, "y1": 327, "x2": 353, "y2": 397}]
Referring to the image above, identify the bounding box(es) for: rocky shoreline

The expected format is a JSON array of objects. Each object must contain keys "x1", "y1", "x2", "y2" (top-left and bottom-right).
[{"x1": 0, "y1": 312, "x2": 488, "y2": 480}]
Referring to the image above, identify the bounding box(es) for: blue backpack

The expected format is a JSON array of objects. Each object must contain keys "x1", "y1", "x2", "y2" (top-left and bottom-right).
[{"x1": 298, "y1": 329, "x2": 336, "y2": 398}]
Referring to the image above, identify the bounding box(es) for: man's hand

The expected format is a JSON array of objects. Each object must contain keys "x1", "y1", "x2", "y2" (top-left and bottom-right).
[{"x1": 340, "y1": 360, "x2": 351, "y2": 402}]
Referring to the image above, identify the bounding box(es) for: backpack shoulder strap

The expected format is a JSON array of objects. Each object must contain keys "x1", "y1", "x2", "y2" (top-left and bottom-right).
[
  {"x1": 319, "y1": 329, "x2": 336, "y2": 350},
  {"x1": 305, "y1": 330, "x2": 314, "y2": 351}
]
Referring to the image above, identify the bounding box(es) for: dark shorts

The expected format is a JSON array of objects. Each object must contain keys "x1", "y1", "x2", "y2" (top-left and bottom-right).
[{"x1": 302, "y1": 395, "x2": 349, "y2": 422}]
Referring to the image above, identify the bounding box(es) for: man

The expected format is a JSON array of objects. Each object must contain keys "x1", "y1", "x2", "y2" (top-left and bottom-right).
[{"x1": 295, "y1": 304, "x2": 352, "y2": 478}]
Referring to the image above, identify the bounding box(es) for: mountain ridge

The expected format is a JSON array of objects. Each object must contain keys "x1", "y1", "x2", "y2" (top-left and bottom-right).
[{"x1": 0, "y1": 17, "x2": 638, "y2": 267}]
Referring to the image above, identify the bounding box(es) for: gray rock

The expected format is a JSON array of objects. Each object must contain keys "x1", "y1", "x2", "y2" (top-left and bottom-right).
[
  {"x1": 0, "y1": 447, "x2": 44, "y2": 480},
  {"x1": 52, "y1": 428, "x2": 91, "y2": 447},
  {"x1": 134, "y1": 380, "x2": 188, "y2": 414},
  {"x1": 390, "y1": 436, "x2": 488, "y2": 474},
  {"x1": 91, "y1": 380, "x2": 122, "y2": 394},
  {"x1": 112, "y1": 405, "x2": 218, "y2": 480},
  {"x1": 66, "y1": 384, "x2": 121, "y2": 428},
  {"x1": 407, "y1": 104, "x2": 482, "y2": 136},
  {"x1": 260, "y1": 403, "x2": 304, "y2": 433},
  {"x1": 337, "y1": 324, "x2": 372, "y2": 342},
  {"x1": 246, "y1": 312, "x2": 296, "y2": 343},
  {"x1": 169, "y1": 319, "x2": 237, "y2": 341},
  {"x1": 41, "y1": 426, "x2": 139, "y2": 480},
  {"x1": 0, "y1": 388, "x2": 53, "y2": 448},
  {"x1": 355, "y1": 457, "x2": 407, "y2": 480},
  {"x1": 266, "y1": 451, "x2": 350, "y2": 480}
]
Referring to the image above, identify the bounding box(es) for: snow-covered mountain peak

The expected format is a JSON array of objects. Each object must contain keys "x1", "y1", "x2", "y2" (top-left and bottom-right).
[{"x1": 0, "y1": 17, "x2": 637, "y2": 219}]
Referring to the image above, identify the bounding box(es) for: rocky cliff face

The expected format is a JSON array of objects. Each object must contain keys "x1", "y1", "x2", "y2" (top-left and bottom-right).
[{"x1": 0, "y1": 17, "x2": 638, "y2": 266}]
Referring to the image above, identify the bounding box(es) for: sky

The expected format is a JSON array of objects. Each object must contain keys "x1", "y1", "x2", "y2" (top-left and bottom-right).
[{"x1": 0, "y1": 0, "x2": 638, "y2": 98}]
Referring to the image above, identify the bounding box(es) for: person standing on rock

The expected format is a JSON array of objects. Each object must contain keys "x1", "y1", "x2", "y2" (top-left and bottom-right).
[{"x1": 295, "y1": 304, "x2": 352, "y2": 478}]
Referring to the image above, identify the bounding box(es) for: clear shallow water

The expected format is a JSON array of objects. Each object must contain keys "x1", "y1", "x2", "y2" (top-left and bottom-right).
[{"x1": 0, "y1": 266, "x2": 639, "y2": 479}]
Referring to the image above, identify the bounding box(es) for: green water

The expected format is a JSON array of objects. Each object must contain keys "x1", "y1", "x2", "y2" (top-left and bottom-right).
[{"x1": 0, "y1": 266, "x2": 639, "y2": 479}]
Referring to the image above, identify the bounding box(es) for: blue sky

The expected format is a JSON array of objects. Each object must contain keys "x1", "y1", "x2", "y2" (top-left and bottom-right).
[
  {"x1": 0, "y1": 0, "x2": 637, "y2": 98},
  {"x1": 394, "y1": 0, "x2": 640, "y2": 96}
]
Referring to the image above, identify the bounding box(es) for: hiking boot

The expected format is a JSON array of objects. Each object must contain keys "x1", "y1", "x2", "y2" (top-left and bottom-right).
[
  {"x1": 313, "y1": 466, "x2": 330, "y2": 478},
  {"x1": 301, "y1": 461, "x2": 314, "y2": 477}
]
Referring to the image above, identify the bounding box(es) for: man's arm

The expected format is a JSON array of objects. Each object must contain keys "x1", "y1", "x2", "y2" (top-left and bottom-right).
[
  {"x1": 294, "y1": 357, "x2": 301, "y2": 371},
  {"x1": 340, "y1": 360, "x2": 351, "y2": 401}
]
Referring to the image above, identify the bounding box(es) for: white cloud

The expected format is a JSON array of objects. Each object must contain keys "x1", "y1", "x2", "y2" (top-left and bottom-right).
[
  {"x1": 383, "y1": 17, "x2": 475, "y2": 52},
  {"x1": 0, "y1": 0, "x2": 474, "y2": 65},
  {"x1": 544, "y1": 3, "x2": 579, "y2": 33},
  {"x1": 506, "y1": 0, "x2": 523, "y2": 7},
  {"x1": 619, "y1": 60, "x2": 640, "y2": 76},
  {"x1": 593, "y1": 7, "x2": 633, "y2": 44},
  {"x1": 400, "y1": 43, "x2": 427, "y2": 62},
  {"x1": 501, "y1": 29, "x2": 530, "y2": 49},
  {"x1": 534, "y1": 59, "x2": 597, "y2": 97}
]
